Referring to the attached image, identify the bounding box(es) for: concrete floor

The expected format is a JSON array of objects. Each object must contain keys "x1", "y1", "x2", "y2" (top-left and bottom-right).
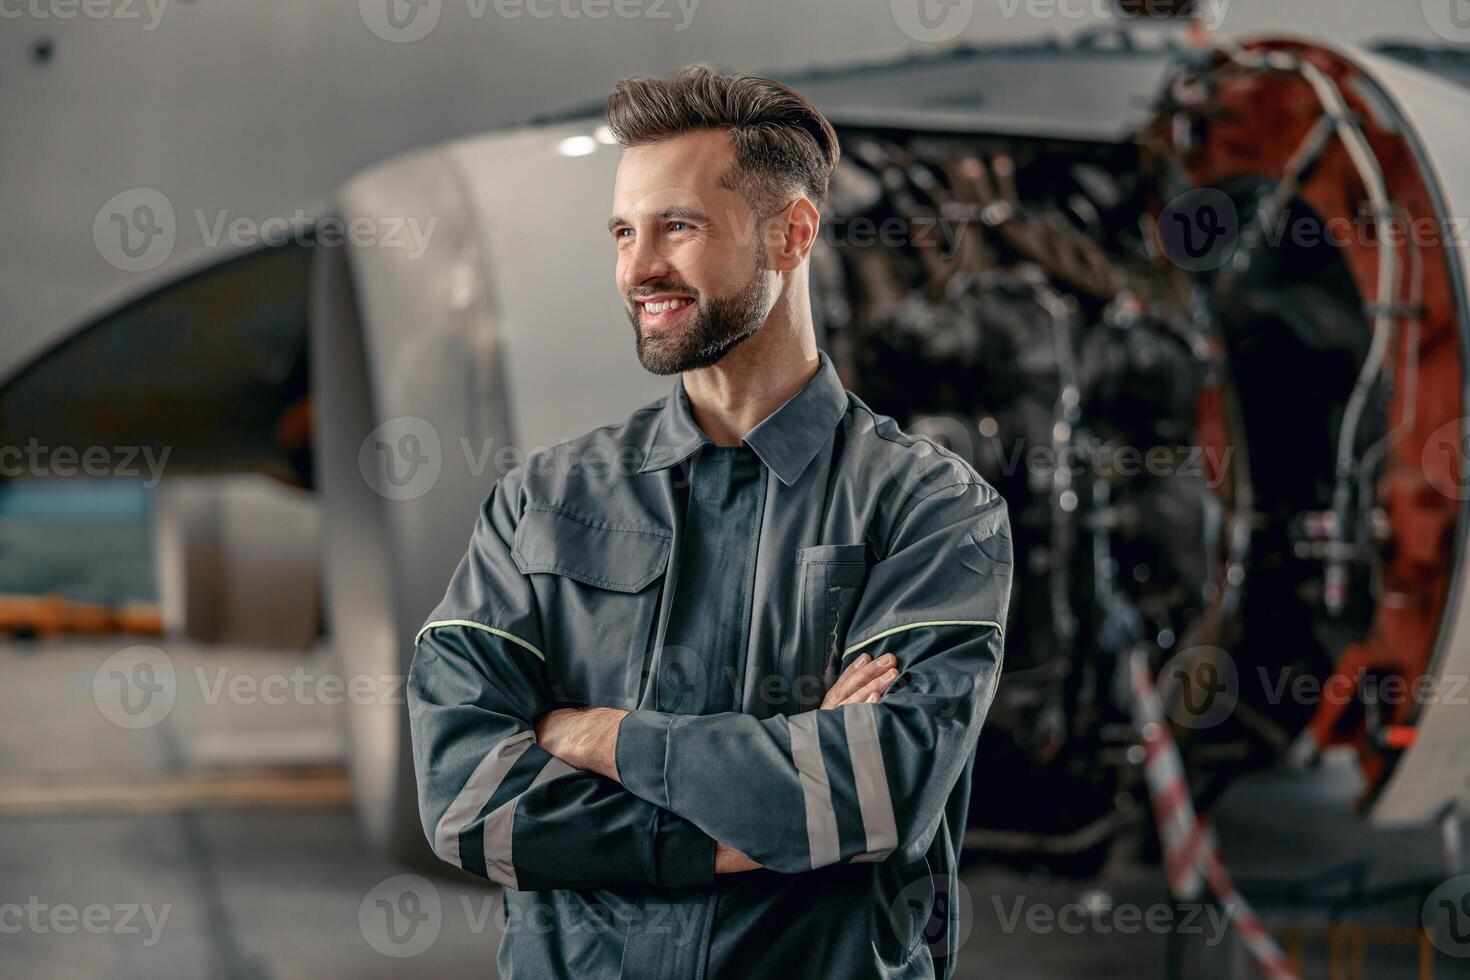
[{"x1": 0, "y1": 639, "x2": 1458, "y2": 978}]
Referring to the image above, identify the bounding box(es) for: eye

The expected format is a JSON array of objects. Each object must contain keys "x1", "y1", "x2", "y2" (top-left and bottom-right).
[{"x1": 668, "y1": 221, "x2": 694, "y2": 233}]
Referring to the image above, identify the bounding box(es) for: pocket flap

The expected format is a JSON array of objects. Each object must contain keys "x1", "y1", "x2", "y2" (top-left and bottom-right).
[
  {"x1": 797, "y1": 542, "x2": 867, "y2": 564},
  {"x1": 798, "y1": 543, "x2": 869, "y2": 587},
  {"x1": 513, "y1": 506, "x2": 671, "y2": 593}
]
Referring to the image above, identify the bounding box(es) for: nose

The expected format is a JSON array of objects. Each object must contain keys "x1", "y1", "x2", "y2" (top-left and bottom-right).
[{"x1": 621, "y1": 230, "x2": 671, "y2": 295}]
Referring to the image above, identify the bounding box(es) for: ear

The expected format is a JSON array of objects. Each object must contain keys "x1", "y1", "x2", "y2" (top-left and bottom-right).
[{"x1": 765, "y1": 198, "x2": 821, "y2": 272}]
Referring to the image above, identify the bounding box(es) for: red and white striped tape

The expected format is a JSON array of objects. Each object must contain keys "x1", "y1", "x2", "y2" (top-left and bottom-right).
[{"x1": 1130, "y1": 652, "x2": 1299, "y2": 980}]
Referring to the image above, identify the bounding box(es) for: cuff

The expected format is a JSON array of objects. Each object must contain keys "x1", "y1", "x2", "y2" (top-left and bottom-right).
[
  {"x1": 616, "y1": 708, "x2": 675, "y2": 809},
  {"x1": 653, "y1": 809, "x2": 717, "y2": 888}
]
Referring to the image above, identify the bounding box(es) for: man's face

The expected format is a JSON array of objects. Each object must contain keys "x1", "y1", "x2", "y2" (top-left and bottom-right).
[{"x1": 609, "y1": 129, "x2": 774, "y2": 375}]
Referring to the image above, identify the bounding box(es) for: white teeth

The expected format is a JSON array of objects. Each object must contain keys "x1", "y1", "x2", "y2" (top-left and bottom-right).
[{"x1": 642, "y1": 298, "x2": 691, "y2": 315}]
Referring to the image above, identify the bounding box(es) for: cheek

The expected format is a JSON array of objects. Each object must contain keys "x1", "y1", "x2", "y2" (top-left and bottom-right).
[{"x1": 668, "y1": 239, "x2": 723, "y2": 291}]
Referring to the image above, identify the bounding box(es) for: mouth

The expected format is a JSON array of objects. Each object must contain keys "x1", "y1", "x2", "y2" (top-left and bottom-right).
[{"x1": 635, "y1": 295, "x2": 695, "y2": 326}]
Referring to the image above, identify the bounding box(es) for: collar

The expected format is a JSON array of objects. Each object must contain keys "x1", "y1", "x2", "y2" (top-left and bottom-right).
[{"x1": 637, "y1": 349, "x2": 849, "y2": 487}]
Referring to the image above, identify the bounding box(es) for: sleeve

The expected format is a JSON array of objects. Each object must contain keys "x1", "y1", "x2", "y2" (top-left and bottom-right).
[
  {"x1": 407, "y1": 471, "x2": 718, "y2": 891},
  {"x1": 614, "y1": 479, "x2": 1012, "y2": 874}
]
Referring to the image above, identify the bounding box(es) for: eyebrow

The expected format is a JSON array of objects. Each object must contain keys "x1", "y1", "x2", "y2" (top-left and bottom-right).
[{"x1": 606, "y1": 206, "x2": 710, "y2": 233}]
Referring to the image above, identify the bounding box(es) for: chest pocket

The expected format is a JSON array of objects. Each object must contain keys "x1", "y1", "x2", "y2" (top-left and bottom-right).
[
  {"x1": 512, "y1": 505, "x2": 671, "y2": 706},
  {"x1": 793, "y1": 543, "x2": 870, "y2": 713}
]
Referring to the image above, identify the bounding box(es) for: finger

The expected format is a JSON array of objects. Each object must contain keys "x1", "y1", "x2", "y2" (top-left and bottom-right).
[
  {"x1": 847, "y1": 652, "x2": 896, "y2": 684},
  {"x1": 825, "y1": 653, "x2": 876, "y2": 705},
  {"x1": 823, "y1": 652, "x2": 864, "y2": 705},
  {"x1": 837, "y1": 667, "x2": 899, "y2": 708},
  {"x1": 824, "y1": 653, "x2": 899, "y2": 709},
  {"x1": 827, "y1": 652, "x2": 894, "y2": 706},
  {"x1": 853, "y1": 667, "x2": 899, "y2": 704}
]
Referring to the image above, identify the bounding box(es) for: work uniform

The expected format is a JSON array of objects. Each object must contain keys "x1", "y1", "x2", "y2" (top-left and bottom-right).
[{"x1": 408, "y1": 349, "x2": 1013, "y2": 979}]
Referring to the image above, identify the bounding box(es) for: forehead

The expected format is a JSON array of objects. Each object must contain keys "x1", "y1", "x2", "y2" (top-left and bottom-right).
[{"x1": 611, "y1": 129, "x2": 743, "y2": 217}]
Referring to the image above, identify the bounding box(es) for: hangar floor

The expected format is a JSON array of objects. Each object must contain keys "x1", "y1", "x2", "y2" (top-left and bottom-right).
[{"x1": 0, "y1": 641, "x2": 1448, "y2": 978}]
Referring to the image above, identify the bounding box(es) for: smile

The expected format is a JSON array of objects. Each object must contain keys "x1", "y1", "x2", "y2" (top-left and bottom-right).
[{"x1": 638, "y1": 297, "x2": 694, "y2": 321}]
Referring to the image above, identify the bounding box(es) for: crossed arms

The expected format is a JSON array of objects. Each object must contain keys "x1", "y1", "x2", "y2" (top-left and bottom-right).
[
  {"x1": 532, "y1": 651, "x2": 902, "y2": 875},
  {"x1": 407, "y1": 470, "x2": 1011, "y2": 891}
]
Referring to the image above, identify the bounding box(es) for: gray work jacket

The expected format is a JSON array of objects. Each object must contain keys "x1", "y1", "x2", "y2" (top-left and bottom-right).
[{"x1": 407, "y1": 348, "x2": 1013, "y2": 979}]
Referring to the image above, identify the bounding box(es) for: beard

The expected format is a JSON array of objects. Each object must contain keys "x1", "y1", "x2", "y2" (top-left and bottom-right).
[{"x1": 628, "y1": 248, "x2": 771, "y2": 376}]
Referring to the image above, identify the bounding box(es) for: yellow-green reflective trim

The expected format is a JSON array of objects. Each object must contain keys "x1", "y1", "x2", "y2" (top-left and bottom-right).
[
  {"x1": 843, "y1": 620, "x2": 1002, "y2": 661},
  {"x1": 415, "y1": 620, "x2": 546, "y2": 661}
]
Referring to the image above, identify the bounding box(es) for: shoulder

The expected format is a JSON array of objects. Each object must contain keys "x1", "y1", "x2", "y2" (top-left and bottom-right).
[
  {"x1": 493, "y1": 394, "x2": 668, "y2": 520},
  {"x1": 838, "y1": 392, "x2": 1000, "y2": 531}
]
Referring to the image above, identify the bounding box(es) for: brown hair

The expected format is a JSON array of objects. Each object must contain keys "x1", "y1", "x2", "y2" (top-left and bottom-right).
[{"x1": 605, "y1": 64, "x2": 840, "y2": 212}]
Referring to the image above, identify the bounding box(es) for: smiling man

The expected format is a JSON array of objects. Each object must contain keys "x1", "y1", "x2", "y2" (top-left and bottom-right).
[{"x1": 408, "y1": 66, "x2": 1012, "y2": 979}]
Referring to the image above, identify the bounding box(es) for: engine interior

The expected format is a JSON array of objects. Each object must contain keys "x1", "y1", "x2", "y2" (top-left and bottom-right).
[{"x1": 813, "y1": 40, "x2": 1465, "y2": 872}]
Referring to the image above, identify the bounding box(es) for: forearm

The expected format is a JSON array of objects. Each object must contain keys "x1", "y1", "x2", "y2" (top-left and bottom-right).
[
  {"x1": 410, "y1": 628, "x2": 717, "y2": 890},
  {"x1": 536, "y1": 706, "x2": 767, "y2": 875},
  {"x1": 614, "y1": 624, "x2": 1003, "y2": 873}
]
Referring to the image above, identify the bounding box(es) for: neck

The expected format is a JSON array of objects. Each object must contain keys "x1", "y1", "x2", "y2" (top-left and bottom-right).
[{"x1": 681, "y1": 274, "x2": 818, "y2": 447}]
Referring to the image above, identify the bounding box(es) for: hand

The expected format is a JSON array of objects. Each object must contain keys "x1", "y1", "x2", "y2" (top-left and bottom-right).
[
  {"x1": 534, "y1": 706, "x2": 628, "y2": 781},
  {"x1": 715, "y1": 841, "x2": 762, "y2": 874},
  {"x1": 821, "y1": 652, "x2": 899, "y2": 710}
]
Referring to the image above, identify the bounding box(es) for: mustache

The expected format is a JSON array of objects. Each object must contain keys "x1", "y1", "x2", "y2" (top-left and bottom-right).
[{"x1": 629, "y1": 286, "x2": 699, "y2": 302}]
